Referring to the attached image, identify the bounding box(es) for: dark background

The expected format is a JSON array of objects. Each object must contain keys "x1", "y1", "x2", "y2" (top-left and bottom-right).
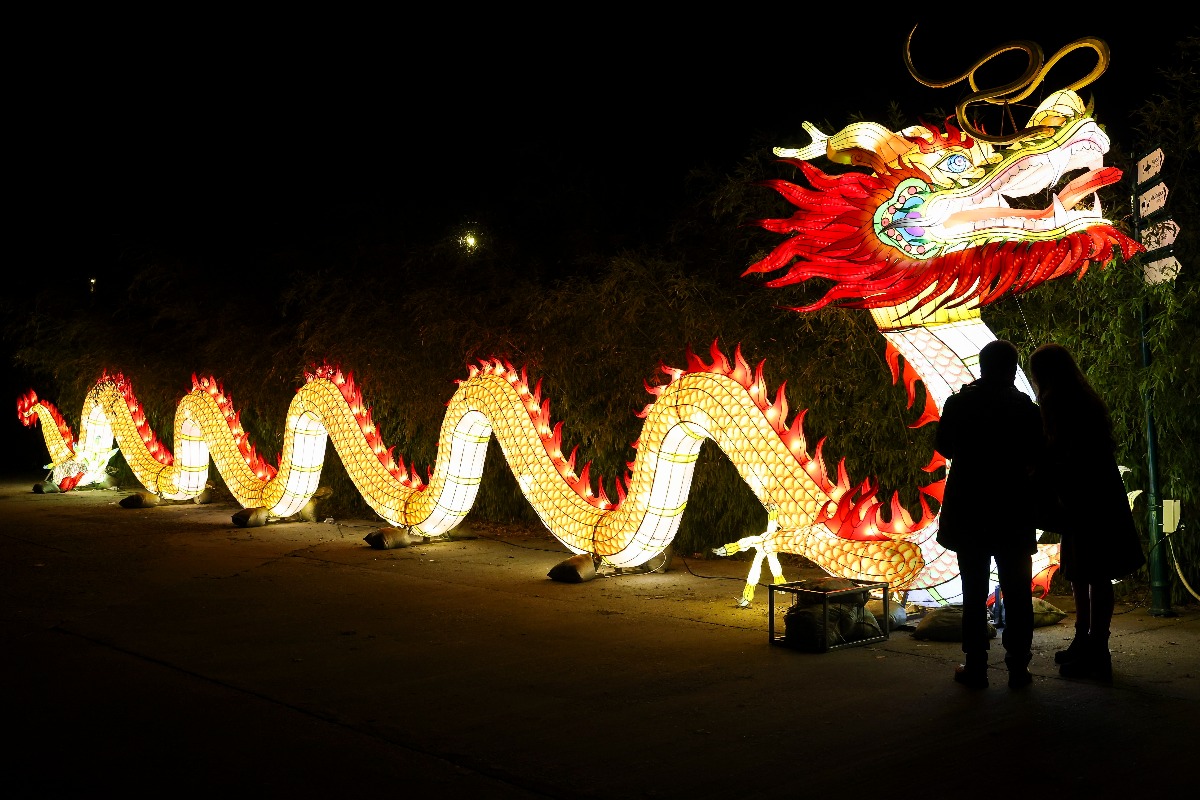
[
  {"x1": 6, "y1": 13, "x2": 1190, "y2": 470},
  {"x1": 12, "y1": 14, "x2": 1184, "y2": 288}
]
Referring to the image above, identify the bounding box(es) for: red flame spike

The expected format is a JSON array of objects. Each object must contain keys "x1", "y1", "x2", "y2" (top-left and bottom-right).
[
  {"x1": 684, "y1": 344, "x2": 708, "y2": 373},
  {"x1": 643, "y1": 379, "x2": 665, "y2": 397},
  {"x1": 913, "y1": 493, "x2": 935, "y2": 530},
  {"x1": 1031, "y1": 564, "x2": 1059, "y2": 598},
  {"x1": 885, "y1": 341, "x2": 902, "y2": 385},
  {"x1": 576, "y1": 462, "x2": 593, "y2": 494},
  {"x1": 923, "y1": 451, "x2": 947, "y2": 472},
  {"x1": 750, "y1": 361, "x2": 769, "y2": 407},
  {"x1": 887, "y1": 491, "x2": 916, "y2": 530},
  {"x1": 901, "y1": 360, "x2": 921, "y2": 408},
  {"x1": 859, "y1": 478, "x2": 882, "y2": 511},
  {"x1": 909, "y1": 389, "x2": 941, "y2": 428},
  {"x1": 847, "y1": 485, "x2": 880, "y2": 525},
  {"x1": 822, "y1": 494, "x2": 871, "y2": 540},
  {"x1": 830, "y1": 456, "x2": 852, "y2": 501},
  {"x1": 805, "y1": 438, "x2": 831, "y2": 491},
  {"x1": 567, "y1": 446, "x2": 578, "y2": 471},
  {"x1": 782, "y1": 409, "x2": 809, "y2": 460},
  {"x1": 730, "y1": 344, "x2": 753, "y2": 388},
  {"x1": 919, "y1": 478, "x2": 946, "y2": 503},
  {"x1": 830, "y1": 485, "x2": 894, "y2": 542},
  {"x1": 766, "y1": 382, "x2": 789, "y2": 434},
  {"x1": 596, "y1": 474, "x2": 610, "y2": 506},
  {"x1": 59, "y1": 473, "x2": 84, "y2": 492},
  {"x1": 550, "y1": 422, "x2": 564, "y2": 454},
  {"x1": 708, "y1": 340, "x2": 731, "y2": 375}
]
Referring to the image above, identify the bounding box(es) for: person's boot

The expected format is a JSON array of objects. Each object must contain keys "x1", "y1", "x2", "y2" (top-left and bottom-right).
[
  {"x1": 1059, "y1": 635, "x2": 1112, "y2": 683},
  {"x1": 1005, "y1": 652, "x2": 1033, "y2": 689},
  {"x1": 954, "y1": 652, "x2": 989, "y2": 689},
  {"x1": 1054, "y1": 631, "x2": 1088, "y2": 665}
]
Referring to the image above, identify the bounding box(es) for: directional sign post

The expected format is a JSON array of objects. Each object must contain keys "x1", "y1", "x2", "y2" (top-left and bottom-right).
[
  {"x1": 1132, "y1": 146, "x2": 1179, "y2": 616},
  {"x1": 1142, "y1": 218, "x2": 1182, "y2": 284}
]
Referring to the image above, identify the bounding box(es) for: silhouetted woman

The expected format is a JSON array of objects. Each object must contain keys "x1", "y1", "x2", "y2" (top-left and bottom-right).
[{"x1": 1029, "y1": 344, "x2": 1145, "y2": 682}]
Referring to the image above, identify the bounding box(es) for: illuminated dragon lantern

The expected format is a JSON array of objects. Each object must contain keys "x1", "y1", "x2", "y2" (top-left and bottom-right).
[
  {"x1": 15, "y1": 32, "x2": 1141, "y2": 608},
  {"x1": 718, "y1": 30, "x2": 1142, "y2": 604}
]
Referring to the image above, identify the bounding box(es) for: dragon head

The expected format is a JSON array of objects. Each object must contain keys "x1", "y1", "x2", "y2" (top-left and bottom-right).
[{"x1": 746, "y1": 89, "x2": 1142, "y2": 322}]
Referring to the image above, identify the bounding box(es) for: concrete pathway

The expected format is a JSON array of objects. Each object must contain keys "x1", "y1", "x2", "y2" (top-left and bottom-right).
[{"x1": 2, "y1": 473, "x2": 1196, "y2": 796}]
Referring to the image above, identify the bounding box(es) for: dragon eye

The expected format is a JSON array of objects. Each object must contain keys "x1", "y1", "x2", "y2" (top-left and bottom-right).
[{"x1": 937, "y1": 153, "x2": 970, "y2": 174}]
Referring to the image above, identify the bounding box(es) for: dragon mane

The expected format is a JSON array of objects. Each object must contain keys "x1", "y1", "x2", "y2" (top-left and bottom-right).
[{"x1": 745, "y1": 153, "x2": 1141, "y2": 314}]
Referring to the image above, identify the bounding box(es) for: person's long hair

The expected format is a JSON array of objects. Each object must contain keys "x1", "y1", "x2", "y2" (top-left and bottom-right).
[{"x1": 1029, "y1": 343, "x2": 1115, "y2": 452}]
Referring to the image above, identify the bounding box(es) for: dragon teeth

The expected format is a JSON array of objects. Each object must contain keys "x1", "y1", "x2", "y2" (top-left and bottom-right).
[{"x1": 1052, "y1": 194, "x2": 1069, "y2": 227}]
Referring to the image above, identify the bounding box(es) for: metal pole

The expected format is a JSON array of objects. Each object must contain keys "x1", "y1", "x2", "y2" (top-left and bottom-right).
[
  {"x1": 1132, "y1": 180, "x2": 1174, "y2": 616},
  {"x1": 1139, "y1": 302, "x2": 1173, "y2": 616}
]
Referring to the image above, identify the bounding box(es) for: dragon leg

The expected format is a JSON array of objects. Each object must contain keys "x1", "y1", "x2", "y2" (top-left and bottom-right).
[
  {"x1": 714, "y1": 506, "x2": 785, "y2": 607},
  {"x1": 713, "y1": 535, "x2": 767, "y2": 607}
]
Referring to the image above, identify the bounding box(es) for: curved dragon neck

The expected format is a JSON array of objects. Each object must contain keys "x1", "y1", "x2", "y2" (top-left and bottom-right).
[{"x1": 870, "y1": 293, "x2": 1035, "y2": 406}]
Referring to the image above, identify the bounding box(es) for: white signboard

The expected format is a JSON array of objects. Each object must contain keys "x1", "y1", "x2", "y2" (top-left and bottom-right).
[
  {"x1": 1144, "y1": 255, "x2": 1182, "y2": 285},
  {"x1": 1139, "y1": 182, "x2": 1169, "y2": 218},
  {"x1": 1142, "y1": 218, "x2": 1180, "y2": 253},
  {"x1": 1164, "y1": 499, "x2": 1181, "y2": 533},
  {"x1": 1138, "y1": 148, "x2": 1165, "y2": 185}
]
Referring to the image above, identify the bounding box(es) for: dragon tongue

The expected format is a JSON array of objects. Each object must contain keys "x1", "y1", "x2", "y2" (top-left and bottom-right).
[{"x1": 1054, "y1": 166, "x2": 1122, "y2": 211}]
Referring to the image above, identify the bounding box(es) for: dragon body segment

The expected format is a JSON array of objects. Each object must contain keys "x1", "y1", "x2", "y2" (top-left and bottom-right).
[{"x1": 17, "y1": 346, "x2": 933, "y2": 590}]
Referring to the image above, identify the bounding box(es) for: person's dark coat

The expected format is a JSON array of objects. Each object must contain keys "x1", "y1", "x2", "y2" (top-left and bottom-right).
[
  {"x1": 934, "y1": 376, "x2": 1045, "y2": 556},
  {"x1": 1040, "y1": 404, "x2": 1145, "y2": 581}
]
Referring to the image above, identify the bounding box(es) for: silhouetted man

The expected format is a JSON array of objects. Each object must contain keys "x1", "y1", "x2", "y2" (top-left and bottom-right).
[{"x1": 934, "y1": 339, "x2": 1045, "y2": 689}]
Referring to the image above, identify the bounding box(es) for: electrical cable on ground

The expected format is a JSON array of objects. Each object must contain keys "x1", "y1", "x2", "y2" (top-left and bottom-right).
[{"x1": 1166, "y1": 524, "x2": 1199, "y2": 601}]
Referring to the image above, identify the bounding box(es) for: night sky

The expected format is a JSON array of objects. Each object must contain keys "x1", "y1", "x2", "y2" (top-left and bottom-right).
[
  {"x1": 14, "y1": 14, "x2": 1186, "y2": 290},
  {"x1": 4, "y1": 13, "x2": 1190, "y2": 476}
]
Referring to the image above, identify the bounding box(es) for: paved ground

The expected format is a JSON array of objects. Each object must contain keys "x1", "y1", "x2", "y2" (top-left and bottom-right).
[{"x1": 2, "y1": 472, "x2": 1196, "y2": 796}]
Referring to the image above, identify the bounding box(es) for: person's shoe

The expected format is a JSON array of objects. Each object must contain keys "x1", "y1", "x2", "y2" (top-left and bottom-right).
[
  {"x1": 1059, "y1": 643, "x2": 1113, "y2": 683},
  {"x1": 1054, "y1": 635, "x2": 1088, "y2": 665},
  {"x1": 954, "y1": 664, "x2": 989, "y2": 689},
  {"x1": 1008, "y1": 668, "x2": 1033, "y2": 689}
]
